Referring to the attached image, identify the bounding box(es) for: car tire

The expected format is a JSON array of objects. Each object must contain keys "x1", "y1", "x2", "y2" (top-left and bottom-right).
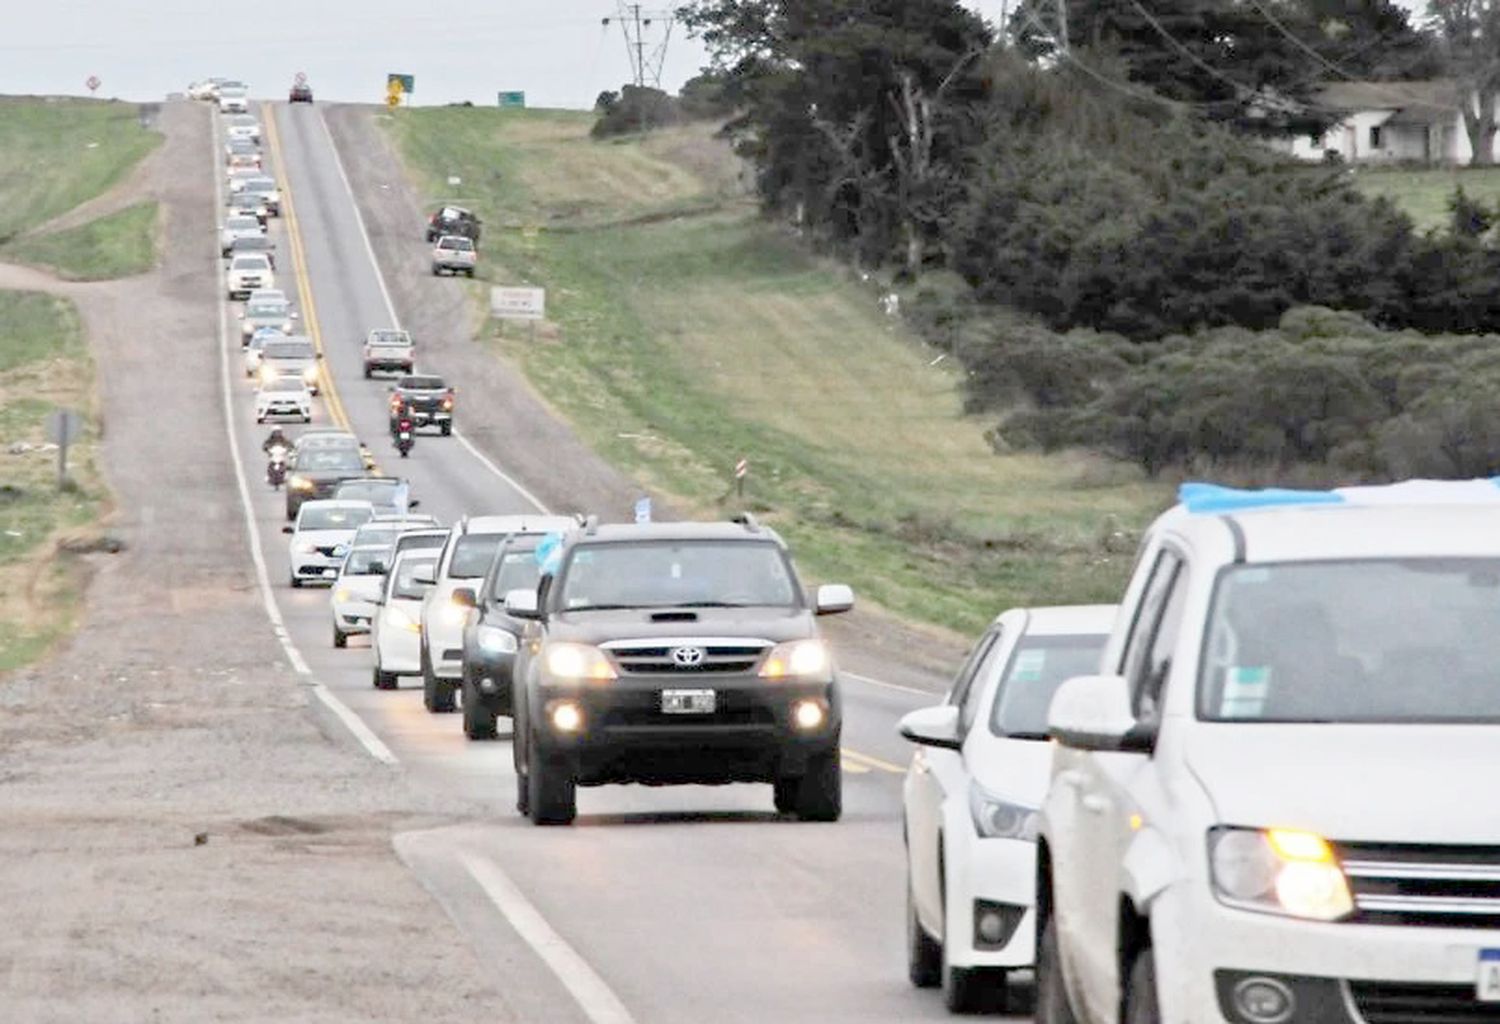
[
  {"x1": 372, "y1": 664, "x2": 398, "y2": 690},
  {"x1": 1124, "y1": 948, "x2": 1159, "y2": 1024},
  {"x1": 943, "y1": 954, "x2": 1005, "y2": 1014},
  {"x1": 421, "y1": 648, "x2": 456, "y2": 713},
  {"x1": 363, "y1": 365, "x2": 372, "y2": 379},
  {"x1": 906, "y1": 879, "x2": 942, "y2": 989},
  {"x1": 1036, "y1": 917, "x2": 1080, "y2": 1024},
  {"x1": 462, "y1": 676, "x2": 498, "y2": 740},
  {"x1": 465, "y1": 269, "x2": 475, "y2": 278},
  {"x1": 333, "y1": 626, "x2": 347, "y2": 649},
  {"x1": 791, "y1": 748, "x2": 841, "y2": 822},
  {"x1": 290, "y1": 575, "x2": 302, "y2": 589},
  {"x1": 527, "y1": 740, "x2": 576, "y2": 825},
  {"x1": 302, "y1": 414, "x2": 311, "y2": 423},
  {"x1": 440, "y1": 423, "x2": 452, "y2": 437},
  {"x1": 772, "y1": 777, "x2": 798, "y2": 814}
]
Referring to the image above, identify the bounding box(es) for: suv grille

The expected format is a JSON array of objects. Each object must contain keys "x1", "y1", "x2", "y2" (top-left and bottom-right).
[
  {"x1": 1347, "y1": 981, "x2": 1497, "y2": 1023},
  {"x1": 1335, "y1": 842, "x2": 1500, "y2": 929},
  {"x1": 602, "y1": 639, "x2": 771, "y2": 675}
]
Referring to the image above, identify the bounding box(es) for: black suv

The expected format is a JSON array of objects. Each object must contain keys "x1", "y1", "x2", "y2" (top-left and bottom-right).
[
  {"x1": 505, "y1": 517, "x2": 854, "y2": 825},
  {"x1": 424, "y1": 206, "x2": 481, "y2": 244},
  {"x1": 457, "y1": 532, "x2": 548, "y2": 740}
]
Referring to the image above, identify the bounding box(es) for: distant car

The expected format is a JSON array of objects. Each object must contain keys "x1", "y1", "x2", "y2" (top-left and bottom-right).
[
  {"x1": 226, "y1": 151, "x2": 261, "y2": 175},
  {"x1": 224, "y1": 114, "x2": 260, "y2": 142},
  {"x1": 227, "y1": 166, "x2": 262, "y2": 194},
  {"x1": 189, "y1": 79, "x2": 225, "y2": 101},
  {"x1": 285, "y1": 445, "x2": 369, "y2": 519},
  {"x1": 371, "y1": 550, "x2": 440, "y2": 689},
  {"x1": 899, "y1": 604, "x2": 1115, "y2": 1013},
  {"x1": 239, "y1": 296, "x2": 295, "y2": 344},
  {"x1": 425, "y1": 206, "x2": 481, "y2": 244},
  {"x1": 283, "y1": 500, "x2": 375, "y2": 588},
  {"x1": 362, "y1": 328, "x2": 414, "y2": 378},
  {"x1": 330, "y1": 545, "x2": 389, "y2": 647},
  {"x1": 289, "y1": 81, "x2": 314, "y2": 103},
  {"x1": 220, "y1": 214, "x2": 263, "y2": 257},
  {"x1": 258, "y1": 336, "x2": 320, "y2": 393},
  {"x1": 255, "y1": 377, "x2": 313, "y2": 424},
  {"x1": 227, "y1": 253, "x2": 274, "y2": 300},
  {"x1": 218, "y1": 86, "x2": 250, "y2": 114},
  {"x1": 388, "y1": 373, "x2": 456, "y2": 435},
  {"x1": 247, "y1": 287, "x2": 288, "y2": 307},
  {"x1": 348, "y1": 518, "x2": 443, "y2": 561},
  {"x1": 243, "y1": 328, "x2": 286, "y2": 377},
  {"x1": 227, "y1": 233, "x2": 276, "y2": 269},
  {"x1": 226, "y1": 192, "x2": 269, "y2": 226},
  {"x1": 224, "y1": 137, "x2": 261, "y2": 164},
  {"x1": 241, "y1": 175, "x2": 281, "y2": 216},
  {"x1": 331, "y1": 477, "x2": 419, "y2": 518},
  {"x1": 431, "y1": 235, "x2": 477, "y2": 277}
]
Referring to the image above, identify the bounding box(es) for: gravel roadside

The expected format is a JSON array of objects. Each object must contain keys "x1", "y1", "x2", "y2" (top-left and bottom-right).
[{"x1": 0, "y1": 100, "x2": 509, "y2": 1022}]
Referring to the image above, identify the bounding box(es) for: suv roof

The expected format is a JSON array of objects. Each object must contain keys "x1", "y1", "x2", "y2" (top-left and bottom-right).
[
  {"x1": 574, "y1": 520, "x2": 786, "y2": 546},
  {"x1": 457, "y1": 514, "x2": 577, "y2": 537}
]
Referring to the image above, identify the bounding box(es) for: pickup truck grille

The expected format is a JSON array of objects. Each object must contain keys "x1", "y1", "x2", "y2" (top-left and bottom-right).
[
  {"x1": 1336, "y1": 842, "x2": 1500, "y2": 929},
  {"x1": 1347, "y1": 981, "x2": 1496, "y2": 1023},
  {"x1": 601, "y1": 639, "x2": 771, "y2": 676}
]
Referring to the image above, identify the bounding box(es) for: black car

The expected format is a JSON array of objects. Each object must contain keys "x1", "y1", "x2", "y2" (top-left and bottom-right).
[
  {"x1": 506, "y1": 517, "x2": 855, "y2": 825},
  {"x1": 388, "y1": 374, "x2": 455, "y2": 435},
  {"x1": 285, "y1": 443, "x2": 369, "y2": 519},
  {"x1": 457, "y1": 533, "x2": 549, "y2": 739},
  {"x1": 425, "y1": 205, "x2": 481, "y2": 244},
  {"x1": 289, "y1": 82, "x2": 313, "y2": 103}
]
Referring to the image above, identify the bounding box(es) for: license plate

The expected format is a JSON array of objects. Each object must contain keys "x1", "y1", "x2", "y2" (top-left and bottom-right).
[
  {"x1": 661, "y1": 689, "x2": 715, "y2": 715},
  {"x1": 1480, "y1": 950, "x2": 1500, "y2": 1002}
]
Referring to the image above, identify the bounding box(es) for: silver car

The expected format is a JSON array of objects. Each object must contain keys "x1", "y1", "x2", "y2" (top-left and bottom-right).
[
  {"x1": 239, "y1": 297, "x2": 295, "y2": 344},
  {"x1": 258, "y1": 336, "x2": 321, "y2": 393}
]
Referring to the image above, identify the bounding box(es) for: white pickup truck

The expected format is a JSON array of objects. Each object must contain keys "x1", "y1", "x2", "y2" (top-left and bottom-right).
[
  {"x1": 362, "y1": 328, "x2": 415, "y2": 378},
  {"x1": 431, "y1": 235, "x2": 477, "y2": 277},
  {"x1": 1035, "y1": 480, "x2": 1500, "y2": 1024}
]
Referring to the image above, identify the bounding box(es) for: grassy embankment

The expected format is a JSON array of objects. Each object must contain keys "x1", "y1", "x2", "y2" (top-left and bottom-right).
[
  {"x1": 0, "y1": 97, "x2": 160, "y2": 670},
  {"x1": 1350, "y1": 166, "x2": 1500, "y2": 232},
  {"x1": 386, "y1": 108, "x2": 1167, "y2": 636}
]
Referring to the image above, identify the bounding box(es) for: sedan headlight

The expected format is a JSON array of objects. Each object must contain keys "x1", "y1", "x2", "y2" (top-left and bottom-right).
[
  {"x1": 295, "y1": 541, "x2": 318, "y2": 554},
  {"x1": 543, "y1": 642, "x2": 617, "y2": 682},
  {"x1": 477, "y1": 626, "x2": 518, "y2": 655},
  {"x1": 1209, "y1": 828, "x2": 1353, "y2": 921},
  {"x1": 759, "y1": 639, "x2": 831, "y2": 682},
  {"x1": 968, "y1": 782, "x2": 1039, "y2": 841},
  {"x1": 387, "y1": 605, "x2": 421, "y2": 633},
  {"x1": 333, "y1": 587, "x2": 352, "y2": 604}
]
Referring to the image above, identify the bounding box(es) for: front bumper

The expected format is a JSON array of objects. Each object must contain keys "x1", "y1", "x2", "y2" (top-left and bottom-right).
[
  {"x1": 1152, "y1": 883, "x2": 1500, "y2": 1023},
  {"x1": 531, "y1": 675, "x2": 841, "y2": 785},
  {"x1": 290, "y1": 551, "x2": 342, "y2": 583},
  {"x1": 332, "y1": 598, "x2": 376, "y2": 635},
  {"x1": 940, "y1": 802, "x2": 1037, "y2": 969},
  {"x1": 424, "y1": 617, "x2": 467, "y2": 679},
  {"x1": 257, "y1": 402, "x2": 309, "y2": 421},
  {"x1": 465, "y1": 648, "x2": 518, "y2": 709},
  {"x1": 376, "y1": 621, "x2": 422, "y2": 674}
]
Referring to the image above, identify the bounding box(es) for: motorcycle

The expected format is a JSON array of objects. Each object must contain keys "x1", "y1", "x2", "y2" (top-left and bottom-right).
[
  {"x1": 395, "y1": 421, "x2": 414, "y2": 459},
  {"x1": 267, "y1": 444, "x2": 289, "y2": 488}
]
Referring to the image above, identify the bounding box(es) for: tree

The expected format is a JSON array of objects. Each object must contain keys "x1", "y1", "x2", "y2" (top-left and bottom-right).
[{"x1": 1427, "y1": 0, "x2": 1500, "y2": 166}]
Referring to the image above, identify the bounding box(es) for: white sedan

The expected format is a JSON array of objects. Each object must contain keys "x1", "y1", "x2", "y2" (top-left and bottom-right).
[
  {"x1": 220, "y1": 214, "x2": 264, "y2": 257},
  {"x1": 899, "y1": 604, "x2": 1115, "y2": 1013},
  {"x1": 330, "y1": 545, "x2": 393, "y2": 648},
  {"x1": 371, "y1": 549, "x2": 439, "y2": 689},
  {"x1": 254, "y1": 377, "x2": 312, "y2": 423},
  {"x1": 224, "y1": 113, "x2": 259, "y2": 141},
  {"x1": 283, "y1": 500, "x2": 374, "y2": 588}
]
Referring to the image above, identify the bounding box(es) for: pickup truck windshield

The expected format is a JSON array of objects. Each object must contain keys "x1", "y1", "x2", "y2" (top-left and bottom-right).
[
  {"x1": 1200, "y1": 558, "x2": 1500, "y2": 723},
  {"x1": 558, "y1": 541, "x2": 798, "y2": 610}
]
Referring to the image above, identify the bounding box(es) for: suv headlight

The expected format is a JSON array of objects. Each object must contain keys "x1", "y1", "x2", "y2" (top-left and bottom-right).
[
  {"x1": 543, "y1": 642, "x2": 616, "y2": 682},
  {"x1": 969, "y1": 782, "x2": 1039, "y2": 841},
  {"x1": 759, "y1": 639, "x2": 831, "y2": 682},
  {"x1": 477, "y1": 626, "x2": 518, "y2": 655},
  {"x1": 1209, "y1": 828, "x2": 1354, "y2": 921}
]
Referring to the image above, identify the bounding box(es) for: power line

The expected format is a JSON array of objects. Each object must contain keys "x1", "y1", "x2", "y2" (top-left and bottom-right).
[{"x1": 601, "y1": 3, "x2": 676, "y2": 88}]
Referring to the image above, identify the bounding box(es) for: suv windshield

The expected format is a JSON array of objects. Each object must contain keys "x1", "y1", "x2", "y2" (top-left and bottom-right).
[
  {"x1": 449, "y1": 534, "x2": 506, "y2": 579},
  {"x1": 558, "y1": 540, "x2": 798, "y2": 610},
  {"x1": 1200, "y1": 558, "x2": 1500, "y2": 723},
  {"x1": 489, "y1": 544, "x2": 541, "y2": 604},
  {"x1": 299, "y1": 506, "x2": 372, "y2": 531},
  {"x1": 264, "y1": 342, "x2": 312, "y2": 359},
  {"x1": 989, "y1": 635, "x2": 1108, "y2": 738}
]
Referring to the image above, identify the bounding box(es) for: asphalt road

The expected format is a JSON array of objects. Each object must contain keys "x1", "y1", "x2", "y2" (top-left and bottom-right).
[{"x1": 217, "y1": 101, "x2": 1027, "y2": 1023}]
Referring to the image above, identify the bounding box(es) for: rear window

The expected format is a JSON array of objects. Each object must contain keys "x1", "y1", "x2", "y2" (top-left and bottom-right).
[
  {"x1": 369, "y1": 331, "x2": 410, "y2": 346},
  {"x1": 299, "y1": 505, "x2": 373, "y2": 530},
  {"x1": 263, "y1": 342, "x2": 313, "y2": 359},
  {"x1": 440, "y1": 237, "x2": 474, "y2": 251},
  {"x1": 400, "y1": 376, "x2": 445, "y2": 390}
]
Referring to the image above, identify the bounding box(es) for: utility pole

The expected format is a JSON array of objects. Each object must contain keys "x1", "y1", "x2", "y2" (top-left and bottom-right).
[
  {"x1": 602, "y1": 2, "x2": 675, "y2": 88},
  {"x1": 1055, "y1": 0, "x2": 1069, "y2": 53}
]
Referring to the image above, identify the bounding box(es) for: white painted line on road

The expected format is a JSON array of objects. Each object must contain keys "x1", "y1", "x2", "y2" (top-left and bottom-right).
[
  {"x1": 459, "y1": 851, "x2": 638, "y2": 1024},
  {"x1": 314, "y1": 109, "x2": 549, "y2": 514},
  {"x1": 214, "y1": 105, "x2": 397, "y2": 768},
  {"x1": 843, "y1": 670, "x2": 942, "y2": 699}
]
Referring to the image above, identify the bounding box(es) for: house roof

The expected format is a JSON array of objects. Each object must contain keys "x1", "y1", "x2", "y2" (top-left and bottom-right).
[{"x1": 1313, "y1": 80, "x2": 1459, "y2": 120}]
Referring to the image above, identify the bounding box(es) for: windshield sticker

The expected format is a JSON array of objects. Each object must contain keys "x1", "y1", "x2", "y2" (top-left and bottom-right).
[
  {"x1": 1012, "y1": 649, "x2": 1046, "y2": 683},
  {"x1": 1220, "y1": 666, "x2": 1269, "y2": 717}
]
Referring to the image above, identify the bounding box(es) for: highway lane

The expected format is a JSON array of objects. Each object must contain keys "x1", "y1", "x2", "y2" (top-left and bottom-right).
[{"x1": 217, "y1": 100, "x2": 1026, "y2": 1022}]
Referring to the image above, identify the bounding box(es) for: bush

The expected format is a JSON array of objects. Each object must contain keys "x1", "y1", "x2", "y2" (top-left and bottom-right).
[{"x1": 592, "y1": 86, "x2": 680, "y2": 138}]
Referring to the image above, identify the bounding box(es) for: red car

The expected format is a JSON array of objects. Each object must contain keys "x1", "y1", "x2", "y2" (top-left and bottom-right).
[{"x1": 289, "y1": 82, "x2": 313, "y2": 103}]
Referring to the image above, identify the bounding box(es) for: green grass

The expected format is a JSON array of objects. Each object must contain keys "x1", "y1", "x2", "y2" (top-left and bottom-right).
[
  {"x1": 0, "y1": 97, "x2": 161, "y2": 243},
  {"x1": 0, "y1": 290, "x2": 103, "y2": 672},
  {"x1": 385, "y1": 109, "x2": 1167, "y2": 635},
  {"x1": 4, "y1": 200, "x2": 158, "y2": 280},
  {"x1": 1349, "y1": 166, "x2": 1500, "y2": 232}
]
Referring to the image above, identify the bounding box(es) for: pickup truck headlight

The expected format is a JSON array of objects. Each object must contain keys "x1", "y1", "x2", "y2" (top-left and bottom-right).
[
  {"x1": 543, "y1": 642, "x2": 616, "y2": 682},
  {"x1": 969, "y1": 782, "x2": 1039, "y2": 841},
  {"x1": 759, "y1": 639, "x2": 831, "y2": 682},
  {"x1": 302, "y1": 366, "x2": 317, "y2": 383},
  {"x1": 1209, "y1": 828, "x2": 1353, "y2": 921},
  {"x1": 477, "y1": 626, "x2": 518, "y2": 655},
  {"x1": 289, "y1": 476, "x2": 315, "y2": 491}
]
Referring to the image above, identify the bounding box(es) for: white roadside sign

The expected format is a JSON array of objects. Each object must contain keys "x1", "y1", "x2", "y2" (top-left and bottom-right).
[{"x1": 490, "y1": 286, "x2": 546, "y2": 321}]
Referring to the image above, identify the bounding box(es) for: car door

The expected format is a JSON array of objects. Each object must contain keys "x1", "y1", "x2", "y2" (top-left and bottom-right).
[
  {"x1": 906, "y1": 624, "x2": 1006, "y2": 930},
  {"x1": 1068, "y1": 549, "x2": 1187, "y2": 1024}
]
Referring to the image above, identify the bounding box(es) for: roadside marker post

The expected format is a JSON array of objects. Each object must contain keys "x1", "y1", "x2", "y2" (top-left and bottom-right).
[
  {"x1": 735, "y1": 457, "x2": 748, "y2": 499},
  {"x1": 46, "y1": 408, "x2": 84, "y2": 488},
  {"x1": 634, "y1": 496, "x2": 652, "y2": 523}
]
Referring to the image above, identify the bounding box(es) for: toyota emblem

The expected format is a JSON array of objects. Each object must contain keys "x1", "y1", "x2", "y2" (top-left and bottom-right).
[{"x1": 671, "y1": 646, "x2": 706, "y2": 668}]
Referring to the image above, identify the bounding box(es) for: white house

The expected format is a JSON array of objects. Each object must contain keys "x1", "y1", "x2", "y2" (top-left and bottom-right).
[{"x1": 1280, "y1": 81, "x2": 1499, "y2": 165}]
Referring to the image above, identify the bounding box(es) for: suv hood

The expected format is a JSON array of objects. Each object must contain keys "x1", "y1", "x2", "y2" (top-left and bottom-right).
[
  {"x1": 1184, "y1": 724, "x2": 1500, "y2": 844},
  {"x1": 549, "y1": 605, "x2": 816, "y2": 646}
]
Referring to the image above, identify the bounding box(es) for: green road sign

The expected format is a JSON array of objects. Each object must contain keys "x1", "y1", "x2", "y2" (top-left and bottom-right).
[
  {"x1": 498, "y1": 91, "x2": 526, "y2": 109},
  {"x1": 387, "y1": 73, "x2": 415, "y2": 95}
]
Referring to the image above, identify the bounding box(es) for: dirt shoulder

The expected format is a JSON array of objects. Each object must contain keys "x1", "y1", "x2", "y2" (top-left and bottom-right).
[
  {"x1": 324, "y1": 103, "x2": 964, "y2": 692},
  {"x1": 0, "y1": 100, "x2": 505, "y2": 1022}
]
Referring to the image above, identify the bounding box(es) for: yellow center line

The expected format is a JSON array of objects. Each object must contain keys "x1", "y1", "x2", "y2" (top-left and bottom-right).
[
  {"x1": 841, "y1": 747, "x2": 907, "y2": 774},
  {"x1": 261, "y1": 102, "x2": 353, "y2": 436}
]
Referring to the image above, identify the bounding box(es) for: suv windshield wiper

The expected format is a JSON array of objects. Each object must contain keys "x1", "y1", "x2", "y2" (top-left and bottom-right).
[
  {"x1": 564, "y1": 603, "x2": 638, "y2": 612},
  {"x1": 665, "y1": 601, "x2": 757, "y2": 609}
]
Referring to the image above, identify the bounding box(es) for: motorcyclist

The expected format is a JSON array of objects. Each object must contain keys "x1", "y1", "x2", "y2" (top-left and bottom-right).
[
  {"x1": 394, "y1": 405, "x2": 415, "y2": 455},
  {"x1": 262, "y1": 426, "x2": 291, "y2": 455}
]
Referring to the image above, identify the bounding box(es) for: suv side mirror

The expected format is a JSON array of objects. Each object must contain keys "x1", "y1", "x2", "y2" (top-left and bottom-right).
[
  {"x1": 413, "y1": 568, "x2": 437, "y2": 586},
  {"x1": 504, "y1": 588, "x2": 542, "y2": 620},
  {"x1": 898, "y1": 704, "x2": 962, "y2": 751},
  {"x1": 407, "y1": 499, "x2": 421, "y2": 510},
  {"x1": 1048, "y1": 675, "x2": 1147, "y2": 752},
  {"x1": 281, "y1": 525, "x2": 294, "y2": 534},
  {"x1": 452, "y1": 587, "x2": 477, "y2": 608},
  {"x1": 814, "y1": 583, "x2": 854, "y2": 615}
]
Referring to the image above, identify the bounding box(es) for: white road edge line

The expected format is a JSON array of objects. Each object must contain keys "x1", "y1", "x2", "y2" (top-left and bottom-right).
[
  {"x1": 843, "y1": 670, "x2": 941, "y2": 698},
  {"x1": 313, "y1": 108, "x2": 550, "y2": 514},
  {"x1": 459, "y1": 851, "x2": 638, "y2": 1024},
  {"x1": 214, "y1": 104, "x2": 397, "y2": 767}
]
